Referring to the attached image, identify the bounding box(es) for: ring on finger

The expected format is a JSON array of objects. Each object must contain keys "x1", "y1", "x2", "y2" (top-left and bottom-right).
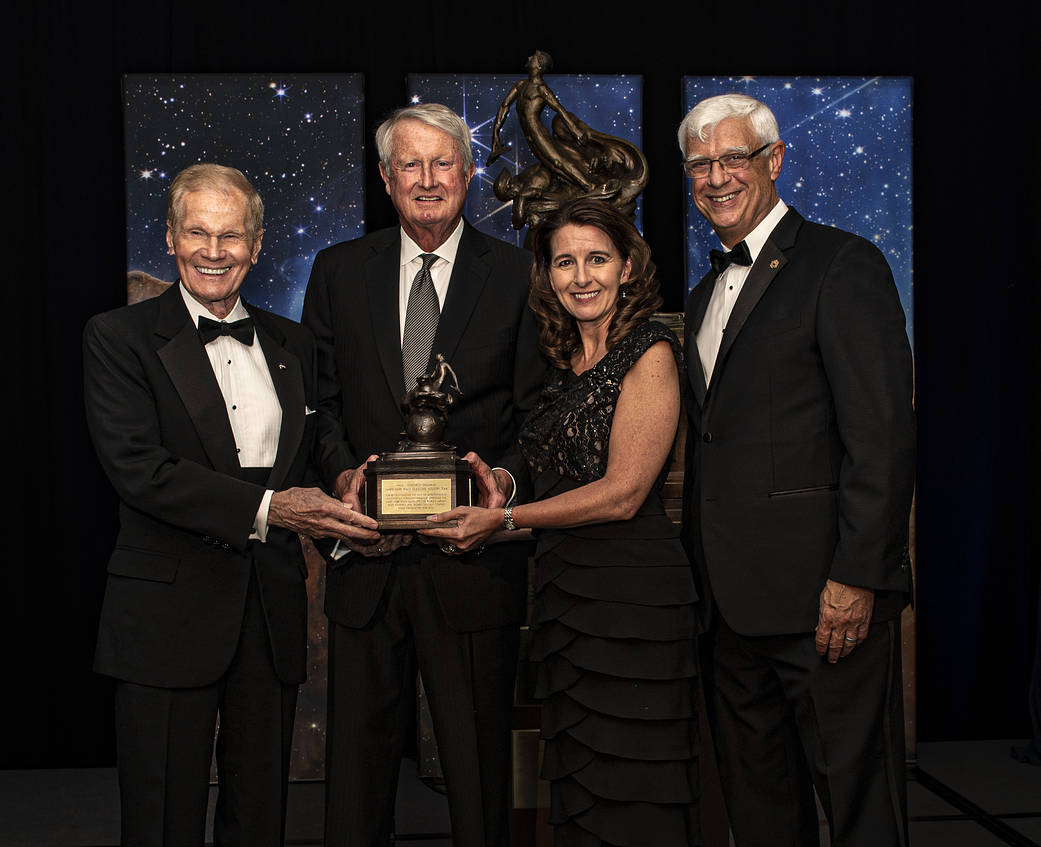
[{"x1": 843, "y1": 635, "x2": 857, "y2": 643}]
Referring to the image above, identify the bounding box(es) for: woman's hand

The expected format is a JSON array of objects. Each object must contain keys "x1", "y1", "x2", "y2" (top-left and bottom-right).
[{"x1": 418, "y1": 505, "x2": 503, "y2": 554}]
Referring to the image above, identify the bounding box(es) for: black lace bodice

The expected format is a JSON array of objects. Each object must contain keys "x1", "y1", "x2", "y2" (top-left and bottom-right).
[{"x1": 519, "y1": 321, "x2": 684, "y2": 489}]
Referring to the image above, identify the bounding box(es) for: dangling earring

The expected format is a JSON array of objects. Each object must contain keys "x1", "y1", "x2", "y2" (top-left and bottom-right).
[{"x1": 620, "y1": 285, "x2": 628, "y2": 300}]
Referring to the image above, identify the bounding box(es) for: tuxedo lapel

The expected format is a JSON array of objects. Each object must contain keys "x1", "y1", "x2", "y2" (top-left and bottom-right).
[
  {"x1": 685, "y1": 277, "x2": 714, "y2": 407},
  {"x1": 154, "y1": 286, "x2": 240, "y2": 476},
  {"x1": 365, "y1": 235, "x2": 408, "y2": 404},
  {"x1": 710, "y1": 209, "x2": 802, "y2": 383},
  {"x1": 714, "y1": 243, "x2": 787, "y2": 370},
  {"x1": 251, "y1": 309, "x2": 304, "y2": 492},
  {"x1": 432, "y1": 224, "x2": 488, "y2": 364}
]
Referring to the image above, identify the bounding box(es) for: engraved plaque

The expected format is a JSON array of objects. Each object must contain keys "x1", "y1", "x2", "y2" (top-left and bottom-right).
[
  {"x1": 365, "y1": 455, "x2": 472, "y2": 530},
  {"x1": 380, "y1": 475, "x2": 454, "y2": 516}
]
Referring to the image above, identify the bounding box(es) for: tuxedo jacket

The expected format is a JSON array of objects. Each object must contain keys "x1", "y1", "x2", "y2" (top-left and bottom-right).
[
  {"x1": 302, "y1": 222, "x2": 544, "y2": 632},
  {"x1": 84, "y1": 283, "x2": 317, "y2": 688},
  {"x1": 682, "y1": 208, "x2": 916, "y2": 637}
]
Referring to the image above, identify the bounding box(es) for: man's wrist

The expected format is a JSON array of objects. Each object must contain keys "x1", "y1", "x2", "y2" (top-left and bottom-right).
[
  {"x1": 332, "y1": 467, "x2": 355, "y2": 501},
  {"x1": 491, "y1": 467, "x2": 517, "y2": 506}
]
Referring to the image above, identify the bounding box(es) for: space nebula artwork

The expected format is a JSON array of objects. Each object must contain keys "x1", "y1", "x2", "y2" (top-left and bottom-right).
[
  {"x1": 124, "y1": 74, "x2": 365, "y2": 321},
  {"x1": 683, "y1": 77, "x2": 913, "y2": 342},
  {"x1": 406, "y1": 71, "x2": 644, "y2": 246}
]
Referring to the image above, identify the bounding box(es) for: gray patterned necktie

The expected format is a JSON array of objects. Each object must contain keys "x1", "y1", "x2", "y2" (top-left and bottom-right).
[{"x1": 402, "y1": 253, "x2": 440, "y2": 391}]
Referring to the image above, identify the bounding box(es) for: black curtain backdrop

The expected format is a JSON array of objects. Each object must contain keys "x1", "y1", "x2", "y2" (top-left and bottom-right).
[{"x1": 5, "y1": 0, "x2": 1037, "y2": 768}]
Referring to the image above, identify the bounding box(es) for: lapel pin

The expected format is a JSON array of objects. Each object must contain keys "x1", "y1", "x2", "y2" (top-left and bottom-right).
[
  {"x1": 770, "y1": 259, "x2": 780, "y2": 269},
  {"x1": 278, "y1": 363, "x2": 286, "y2": 370}
]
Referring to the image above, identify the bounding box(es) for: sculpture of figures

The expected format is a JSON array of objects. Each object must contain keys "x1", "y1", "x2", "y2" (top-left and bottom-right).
[{"x1": 486, "y1": 50, "x2": 649, "y2": 238}]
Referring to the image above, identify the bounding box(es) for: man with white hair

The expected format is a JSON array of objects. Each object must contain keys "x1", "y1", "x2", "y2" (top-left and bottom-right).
[
  {"x1": 303, "y1": 103, "x2": 543, "y2": 847},
  {"x1": 679, "y1": 94, "x2": 916, "y2": 846},
  {"x1": 85, "y1": 163, "x2": 379, "y2": 846}
]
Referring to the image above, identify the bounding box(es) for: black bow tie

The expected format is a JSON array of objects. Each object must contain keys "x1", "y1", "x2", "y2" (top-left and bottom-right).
[
  {"x1": 709, "y1": 240, "x2": 753, "y2": 275},
  {"x1": 198, "y1": 315, "x2": 254, "y2": 346}
]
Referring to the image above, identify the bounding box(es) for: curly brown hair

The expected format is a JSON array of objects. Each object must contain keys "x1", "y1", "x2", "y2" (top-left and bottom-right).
[{"x1": 528, "y1": 199, "x2": 663, "y2": 369}]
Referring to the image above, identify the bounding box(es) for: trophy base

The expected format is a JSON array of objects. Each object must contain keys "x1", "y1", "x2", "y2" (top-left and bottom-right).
[{"x1": 364, "y1": 450, "x2": 473, "y2": 530}]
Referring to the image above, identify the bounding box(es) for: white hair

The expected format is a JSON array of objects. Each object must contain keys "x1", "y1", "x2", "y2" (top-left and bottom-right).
[
  {"x1": 678, "y1": 93, "x2": 780, "y2": 152},
  {"x1": 375, "y1": 103, "x2": 474, "y2": 172}
]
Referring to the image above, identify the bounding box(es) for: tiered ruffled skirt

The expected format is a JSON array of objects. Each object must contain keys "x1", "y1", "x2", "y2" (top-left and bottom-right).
[{"x1": 531, "y1": 476, "x2": 701, "y2": 846}]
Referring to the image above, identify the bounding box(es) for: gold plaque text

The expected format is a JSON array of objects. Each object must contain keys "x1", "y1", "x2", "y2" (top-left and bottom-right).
[{"x1": 380, "y1": 476, "x2": 454, "y2": 515}]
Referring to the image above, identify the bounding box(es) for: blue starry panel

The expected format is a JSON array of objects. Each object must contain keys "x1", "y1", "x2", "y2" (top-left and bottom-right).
[
  {"x1": 124, "y1": 73, "x2": 366, "y2": 321},
  {"x1": 682, "y1": 76, "x2": 913, "y2": 345}
]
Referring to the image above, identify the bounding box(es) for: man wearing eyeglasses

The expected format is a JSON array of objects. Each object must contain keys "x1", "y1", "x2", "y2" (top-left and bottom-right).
[{"x1": 679, "y1": 94, "x2": 916, "y2": 846}]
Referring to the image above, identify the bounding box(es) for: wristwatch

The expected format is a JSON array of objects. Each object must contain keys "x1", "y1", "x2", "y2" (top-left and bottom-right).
[{"x1": 503, "y1": 506, "x2": 518, "y2": 531}]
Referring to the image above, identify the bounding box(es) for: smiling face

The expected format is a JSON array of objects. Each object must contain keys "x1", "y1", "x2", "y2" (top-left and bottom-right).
[
  {"x1": 548, "y1": 223, "x2": 632, "y2": 334},
  {"x1": 379, "y1": 118, "x2": 475, "y2": 252},
  {"x1": 685, "y1": 116, "x2": 784, "y2": 248},
  {"x1": 166, "y1": 188, "x2": 262, "y2": 319}
]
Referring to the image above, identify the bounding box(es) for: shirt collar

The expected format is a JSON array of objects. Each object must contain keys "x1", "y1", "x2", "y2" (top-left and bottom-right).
[
  {"x1": 399, "y1": 218, "x2": 464, "y2": 268},
  {"x1": 723, "y1": 198, "x2": 788, "y2": 264},
  {"x1": 179, "y1": 282, "x2": 250, "y2": 324}
]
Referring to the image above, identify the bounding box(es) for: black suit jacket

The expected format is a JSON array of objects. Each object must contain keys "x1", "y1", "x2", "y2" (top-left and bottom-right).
[
  {"x1": 302, "y1": 222, "x2": 544, "y2": 631},
  {"x1": 683, "y1": 207, "x2": 916, "y2": 636},
  {"x1": 84, "y1": 283, "x2": 317, "y2": 687}
]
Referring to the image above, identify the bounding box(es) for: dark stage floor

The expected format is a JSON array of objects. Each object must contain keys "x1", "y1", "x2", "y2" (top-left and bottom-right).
[{"x1": 2, "y1": 740, "x2": 1039, "y2": 846}]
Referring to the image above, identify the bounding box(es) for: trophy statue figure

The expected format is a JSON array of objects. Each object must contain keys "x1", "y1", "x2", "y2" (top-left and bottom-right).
[
  {"x1": 399, "y1": 354, "x2": 462, "y2": 449},
  {"x1": 364, "y1": 354, "x2": 472, "y2": 528},
  {"x1": 486, "y1": 50, "x2": 648, "y2": 241}
]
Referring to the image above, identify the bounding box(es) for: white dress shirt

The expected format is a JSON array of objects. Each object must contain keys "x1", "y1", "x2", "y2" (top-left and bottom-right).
[
  {"x1": 179, "y1": 283, "x2": 282, "y2": 540},
  {"x1": 697, "y1": 199, "x2": 789, "y2": 385}
]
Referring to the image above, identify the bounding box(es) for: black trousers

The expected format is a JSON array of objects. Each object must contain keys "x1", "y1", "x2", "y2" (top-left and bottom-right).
[
  {"x1": 114, "y1": 572, "x2": 298, "y2": 847},
  {"x1": 324, "y1": 554, "x2": 519, "y2": 847},
  {"x1": 704, "y1": 613, "x2": 908, "y2": 847}
]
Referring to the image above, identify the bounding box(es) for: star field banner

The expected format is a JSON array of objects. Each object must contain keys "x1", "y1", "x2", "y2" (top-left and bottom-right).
[
  {"x1": 122, "y1": 73, "x2": 366, "y2": 780},
  {"x1": 124, "y1": 73, "x2": 365, "y2": 321},
  {"x1": 406, "y1": 72, "x2": 644, "y2": 245},
  {"x1": 682, "y1": 76, "x2": 913, "y2": 344}
]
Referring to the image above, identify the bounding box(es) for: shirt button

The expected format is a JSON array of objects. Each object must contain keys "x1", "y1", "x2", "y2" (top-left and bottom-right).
[{"x1": 703, "y1": 432, "x2": 713, "y2": 443}]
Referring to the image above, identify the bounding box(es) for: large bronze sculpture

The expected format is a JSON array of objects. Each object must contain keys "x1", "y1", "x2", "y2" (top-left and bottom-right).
[{"x1": 486, "y1": 50, "x2": 648, "y2": 239}]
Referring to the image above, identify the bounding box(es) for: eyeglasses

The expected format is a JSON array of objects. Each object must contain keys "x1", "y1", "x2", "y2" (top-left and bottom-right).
[{"x1": 682, "y1": 143, "x2": 772, "y2": 179}]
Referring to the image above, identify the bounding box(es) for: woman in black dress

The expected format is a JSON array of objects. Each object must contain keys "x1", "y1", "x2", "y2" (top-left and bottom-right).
[{"x1": 425, "y1": 199, "x2": 700, "y2": 846}]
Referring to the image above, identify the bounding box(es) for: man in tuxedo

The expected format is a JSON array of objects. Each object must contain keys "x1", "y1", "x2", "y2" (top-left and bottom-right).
[
  {"x1": 302, "y1": 103, "x2": 543, "y2": 847},
  {"x1": 84, "y1": 163, "x2": 380, "y2": 847},
  {"x1": 679, "y1": 95, "x2": 916, "y2": 846}
]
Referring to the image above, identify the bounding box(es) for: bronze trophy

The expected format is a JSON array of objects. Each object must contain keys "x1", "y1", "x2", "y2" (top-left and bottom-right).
[{"x1": 364, "y1": 354, "x2": 472, "y2": 529}]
